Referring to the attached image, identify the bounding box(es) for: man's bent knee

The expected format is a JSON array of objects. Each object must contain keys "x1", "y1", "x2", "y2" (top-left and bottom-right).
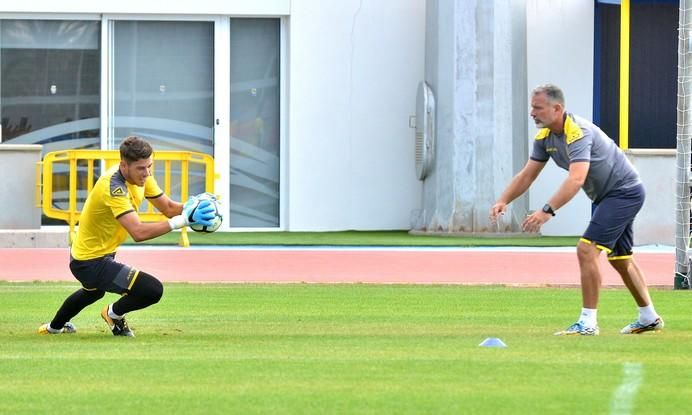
[
  {"x1": 577, "y1": 240, "x2": 602, "y2": 261},
  {"x1": 149, "y1": 278, "x2": 163, "y2": 304},
  {"x1": 130, "y1": 271, "x2": 164, "y2": 305}
]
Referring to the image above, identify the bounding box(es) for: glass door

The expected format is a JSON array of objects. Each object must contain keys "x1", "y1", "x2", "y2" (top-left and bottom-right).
[
  {"x1": 229, "y1": 18, "x2": 280, "y2": 228},
  {"x1": 105, "y1": 16, "x2": 283, "y2": 229},
  {"x1": 109, "y1": 19, "x2": 214, "y2": 197}
]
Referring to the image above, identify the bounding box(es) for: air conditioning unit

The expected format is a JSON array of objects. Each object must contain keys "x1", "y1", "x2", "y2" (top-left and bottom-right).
[{"x1": 415, "y1": 81, "x2": 435, "y2": 180}]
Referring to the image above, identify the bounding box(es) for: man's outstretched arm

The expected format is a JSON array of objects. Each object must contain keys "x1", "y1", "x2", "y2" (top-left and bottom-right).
[{"x1": 490, "y1": 159, "x2": 546, "y2": 221}]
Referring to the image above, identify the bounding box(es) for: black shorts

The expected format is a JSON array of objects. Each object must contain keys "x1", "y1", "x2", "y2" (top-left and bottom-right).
[
  {"x1": 69, "y1": 253, "x2": 140, "y2": 294},
  {"x1": 582, "y1": 183, "x2": 645, "y2": 260}
]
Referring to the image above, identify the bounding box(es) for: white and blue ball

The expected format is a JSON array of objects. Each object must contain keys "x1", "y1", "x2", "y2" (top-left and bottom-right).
[{"x1": 189, "y1": 193, "x2": 223, "y2": 233}]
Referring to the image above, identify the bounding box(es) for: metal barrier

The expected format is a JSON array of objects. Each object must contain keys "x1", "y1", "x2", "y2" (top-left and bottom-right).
[{"x1": 38, "y1": 149, "x2": 216, "y2": 247}]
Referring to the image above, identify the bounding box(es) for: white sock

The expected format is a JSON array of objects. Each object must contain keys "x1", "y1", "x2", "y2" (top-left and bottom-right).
[
  {"x1": 47, "y1": 323, "x2": 62, "y2": 334},
  {"x1": 108, "y1": 304, "x2": 124, "y2": 320},
  {"x1": 638, "y1": 304, "x2": 658, "y2": 325},
  {"x1": 578, "y1": 308, "x2": 598, "y2": 328}
]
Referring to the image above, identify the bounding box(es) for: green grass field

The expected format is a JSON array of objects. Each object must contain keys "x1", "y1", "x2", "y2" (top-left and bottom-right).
[
  {"x1": 129, "y1": 230, "x2": 581, "y2": 247},
  {"x1": 2, "y1": 282, "x2": 692, "y2": 414}
]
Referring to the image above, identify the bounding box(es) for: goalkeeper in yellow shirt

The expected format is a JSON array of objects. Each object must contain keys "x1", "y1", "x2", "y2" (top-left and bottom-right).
[{"x1": 38, "y1": 136, "x2": 216, "y2": 337}]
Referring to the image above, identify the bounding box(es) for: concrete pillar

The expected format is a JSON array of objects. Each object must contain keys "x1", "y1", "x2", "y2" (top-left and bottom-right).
[
  {"x1": 418, "y1": 0, "x2": 528, "y2": 233},
  {"x1": 0, "y1": 144, "x2": 43, "y2": 229}
]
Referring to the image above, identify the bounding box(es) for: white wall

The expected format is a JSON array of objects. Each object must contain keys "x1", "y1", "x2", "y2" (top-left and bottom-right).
[
  {"x1": 287, "y1": 0, "x2": 425, "y2": 230},
  {"x1": 628, "y1": 152, "x2": 676, "y2": 246},
  {"x1": 526, "y1": 0, "x2": 593, "y2": 236}
]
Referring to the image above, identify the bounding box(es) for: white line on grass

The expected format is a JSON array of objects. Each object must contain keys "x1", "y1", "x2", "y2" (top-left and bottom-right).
[{"x1": 610, "y1": 362, "x2": 643, "y2": 415}]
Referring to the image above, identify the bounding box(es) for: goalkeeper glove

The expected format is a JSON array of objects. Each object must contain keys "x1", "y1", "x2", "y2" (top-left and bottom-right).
[
  {"x1": 189, "y1": 199, "x2": 216, "y2": 225},
  {"x1": 168, "y1": 198, "x2": 216, "y2": 230}
]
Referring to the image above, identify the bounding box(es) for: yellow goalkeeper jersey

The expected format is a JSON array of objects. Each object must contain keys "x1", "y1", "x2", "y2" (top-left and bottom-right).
[{"x1": 71, "y1": 165, "x2": 163, "y2": 260}]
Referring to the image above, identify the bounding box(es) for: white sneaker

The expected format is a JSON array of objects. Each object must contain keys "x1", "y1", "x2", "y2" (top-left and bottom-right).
[
  {"x1": 554, "y1": 321, "x2": 599, "y2": 336},
  {"x1": 620, "y1": 317, "x2": 664, "y2": 334},
  {"x1": 38, "y1": 322, "x2": 76, "y2": 334}
]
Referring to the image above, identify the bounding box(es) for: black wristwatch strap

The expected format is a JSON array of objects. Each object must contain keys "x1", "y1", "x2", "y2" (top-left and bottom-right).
[{"x1": 542, "y1": 203, "x2": 556, "y2": 216}]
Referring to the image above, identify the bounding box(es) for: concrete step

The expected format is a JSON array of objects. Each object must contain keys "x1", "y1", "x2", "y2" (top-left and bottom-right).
[{"x1": 0, "y1": 229, "x2": 69, "y2": 248}]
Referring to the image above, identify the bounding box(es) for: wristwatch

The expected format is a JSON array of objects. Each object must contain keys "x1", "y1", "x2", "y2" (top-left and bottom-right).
[{"x1": 542, "y1": 203, "x2": 556, "y2": 216}]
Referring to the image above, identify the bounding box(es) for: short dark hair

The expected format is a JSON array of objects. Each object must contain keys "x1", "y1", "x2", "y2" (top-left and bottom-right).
[
  {"x1": 532, "y1": 84, "x2": 565, "y2": 106},
  {"x1": 119, "y1": 136, "x2": 153, "y2": 163}
]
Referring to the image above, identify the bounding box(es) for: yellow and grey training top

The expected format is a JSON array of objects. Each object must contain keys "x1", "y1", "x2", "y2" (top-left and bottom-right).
[
  {"x1": 71, "y1": 165, "x2": 163, "y2": 260},
  {"x1": 530, "y1": 113, "x2": 641, "y2": 203}
]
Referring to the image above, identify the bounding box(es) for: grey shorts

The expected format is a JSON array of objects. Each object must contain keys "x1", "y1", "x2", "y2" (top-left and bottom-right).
[{"x1": 582, "y1": 183, "x2": 645, "y2": 259}]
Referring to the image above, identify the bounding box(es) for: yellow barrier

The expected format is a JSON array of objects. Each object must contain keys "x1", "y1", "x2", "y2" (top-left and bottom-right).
[{"x1": 39, "y1": 149, "x2": 216, "y2": 247}]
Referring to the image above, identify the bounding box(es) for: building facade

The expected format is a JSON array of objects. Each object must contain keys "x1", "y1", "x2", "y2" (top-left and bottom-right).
[
  {"x1": 0, "y1": 0, "x2": 679, "y2": 244},
  {"x1": 0, "y1": 0, "x2": 426, "y2": 232}
]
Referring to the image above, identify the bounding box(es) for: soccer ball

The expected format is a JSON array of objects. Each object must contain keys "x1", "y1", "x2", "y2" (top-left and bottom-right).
[{"x1": 189, "y1": 193, "x2": 223, "y2": 233}]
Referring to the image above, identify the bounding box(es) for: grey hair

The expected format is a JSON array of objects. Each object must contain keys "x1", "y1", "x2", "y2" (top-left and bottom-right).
[{"x1": 532, "y1": 84, "x2": 565, "y2": 106}]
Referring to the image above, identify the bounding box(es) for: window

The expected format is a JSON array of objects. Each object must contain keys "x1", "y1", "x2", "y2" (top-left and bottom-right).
[
  {"x1": 112, "y1": 20, "x2": 215, "y2": 197},
  {"x1": 229, "y1": 18, "x2": 280, "y2": 227},
  {"x1": 594, "y1": 1, "x2": 678, "y2": 149},
  {"x1": 0, "y1": 16, "x2": 284, "y2": 228},
  {"x1": 0, "y1": 19, "x2": 100, "y2": 222},
  {"x1": 0, "y1": 20, "x2": 100, "y2": 151}
]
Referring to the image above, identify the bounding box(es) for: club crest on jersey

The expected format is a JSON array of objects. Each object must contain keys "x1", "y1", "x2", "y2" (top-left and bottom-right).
[{"x1": 111, "y1": 186, "x2": 126, "y2": 196}]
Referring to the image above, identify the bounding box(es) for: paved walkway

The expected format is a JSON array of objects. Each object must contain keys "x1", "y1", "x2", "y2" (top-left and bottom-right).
[{"x1": 1, "y1": 246, "x2": 676, "y2": 287}]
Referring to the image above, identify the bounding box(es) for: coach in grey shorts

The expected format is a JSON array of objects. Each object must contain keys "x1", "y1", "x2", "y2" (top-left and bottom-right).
[{"x1": 489, "y1": 83, "x2": 664, "y2": 336}]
